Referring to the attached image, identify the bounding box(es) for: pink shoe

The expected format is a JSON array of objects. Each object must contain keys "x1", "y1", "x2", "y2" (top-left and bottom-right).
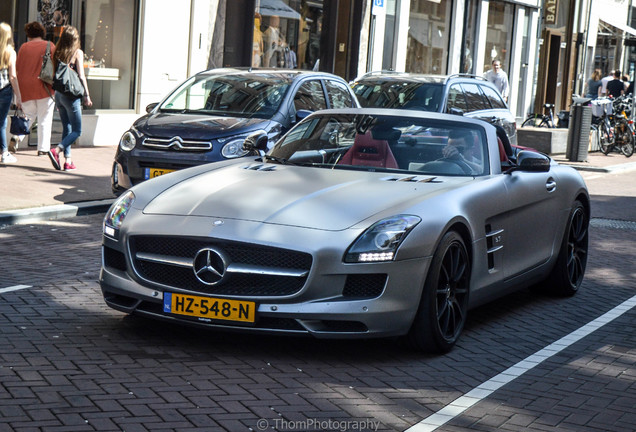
[
  {"x1": 64, "y1": 162, "x2": 77, "y2": 171},
  {"x1": 47, "y1": 148, "x2": 61, "y2": 170}
]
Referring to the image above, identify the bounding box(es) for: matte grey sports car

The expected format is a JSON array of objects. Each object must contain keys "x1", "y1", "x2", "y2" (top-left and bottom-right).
[{"x1": 100, "y1": 109, "x2": 590, "y2": 353}]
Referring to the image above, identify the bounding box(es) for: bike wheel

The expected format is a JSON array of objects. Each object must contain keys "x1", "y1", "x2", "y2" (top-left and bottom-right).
[
  {"x1": 521, "y1": 116, "x2": 545, "y2": 128},
  {"x1": 598, "y1": 122, "x2": 613, "y2": 155},
  {"x1": 618, "y1": 121, "x2": 635, "y2": 157}
]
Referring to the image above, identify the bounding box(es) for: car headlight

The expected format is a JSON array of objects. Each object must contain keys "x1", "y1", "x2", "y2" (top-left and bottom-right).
[
  {"x1": 119, "y1": 130, "x2": 137, "y2": 151},
  {"x1": 103, "y1": 190, "x2": 135, "y2": 237},
  {"x1": 344, "y1": 215, "x2": 421, "y2": 263},
  {"x1": 221, "y1": 138, "x2": 249, "y2": 158}
]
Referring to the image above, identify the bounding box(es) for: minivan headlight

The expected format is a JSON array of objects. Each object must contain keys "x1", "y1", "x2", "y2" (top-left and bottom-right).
[
  {"x1": 344, "y1": 215, "x2": 421, "y2": 263},
  {"x1": 221, "y1": 138, "x2": 249, "y2": 158},
  {"x1": 119, "y1": 130, "x2": 137, "y2": 151}
]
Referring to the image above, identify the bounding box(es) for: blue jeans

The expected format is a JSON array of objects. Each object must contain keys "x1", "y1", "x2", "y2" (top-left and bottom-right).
[
  {"x1": 55, "y1": 91, "x2": 83, "y2": 158},
  {"x1": 0, "y1": 85, "x2": 13, "y2": 153}
]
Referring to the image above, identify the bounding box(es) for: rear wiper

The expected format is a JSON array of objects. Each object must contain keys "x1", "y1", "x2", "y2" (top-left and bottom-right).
[{"x1": 263, "y1": 155, "x2": 296, "y2": 165}]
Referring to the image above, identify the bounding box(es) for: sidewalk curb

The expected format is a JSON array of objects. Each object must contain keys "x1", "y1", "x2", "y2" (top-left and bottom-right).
[
  {"x1": 0, "y1": 199, "x2": 115, "y2": 228},
  {"x1": 559, "y1": 161, "x2": 636, "y2": 173}
]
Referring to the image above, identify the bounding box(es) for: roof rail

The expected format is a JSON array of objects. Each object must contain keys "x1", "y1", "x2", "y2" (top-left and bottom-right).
[{"x1": 446, "y1": 73, "x2": 488, "y2": 82}]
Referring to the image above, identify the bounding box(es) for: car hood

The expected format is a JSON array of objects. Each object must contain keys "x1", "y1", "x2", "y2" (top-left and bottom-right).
[
  {"x1": 143, "y1": 164, "x2": 471, "y2": 230},
  {"x1": 136, "y1": 113, "x2": 274, "y2": 139}
]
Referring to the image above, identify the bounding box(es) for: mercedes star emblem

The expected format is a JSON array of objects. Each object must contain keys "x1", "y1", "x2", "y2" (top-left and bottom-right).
[{"x1": 192, "y1": 247, "x2": 229, "y2": 285}]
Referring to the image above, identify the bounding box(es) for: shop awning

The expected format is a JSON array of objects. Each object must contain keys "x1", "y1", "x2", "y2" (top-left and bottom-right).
[
  {"x1": 258, "y1": 0, "x2": 301, "y2": 20},
  {"x1": 600, "y1": 16, "x2": 636, "y2": 37}
]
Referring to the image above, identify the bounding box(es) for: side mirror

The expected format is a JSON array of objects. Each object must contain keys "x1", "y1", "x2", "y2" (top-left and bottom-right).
[
  {"x1": 448, "y1": 107, "x2": 464, "y2": 116},
  {"x1": 146, "y1": 103, "x2": 158, "y2": 113},
  {"x1": 295, "y1": 109, "x2": 312, "y2": 123},
  {"x1": 515, "y1": 150, "x2": 550, "y2": 172},
  {"x1": 242, "y1": 130, "x2": 268, "y2": 156}
]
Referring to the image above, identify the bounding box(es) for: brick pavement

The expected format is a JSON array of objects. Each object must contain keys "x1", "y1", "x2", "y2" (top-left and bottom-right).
[{"x1": 0, "y1": 213, "x2": 634, "y2": 432}]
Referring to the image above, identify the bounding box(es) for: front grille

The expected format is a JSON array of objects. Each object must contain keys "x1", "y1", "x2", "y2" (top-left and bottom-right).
[
  {"x1": 129, "y1": 236, "x2": 312, "y2": 297},
  {"x1": 142, "y1": 137, "x2": 213, "y2": 152},
  {"x1": 342, "y1": 274, "x2": 387, "y2": 298}
]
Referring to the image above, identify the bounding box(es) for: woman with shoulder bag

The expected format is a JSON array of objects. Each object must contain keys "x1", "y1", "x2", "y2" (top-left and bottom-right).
[
  {"x1": 0, "y1": 22, "x2": 23, "y2": 164},
  {"x1": 48, "y1": 26, "x2": 92, "y2": 171},
  {"x1": 16, "y1": 21, "x2": 56, "y2": 156}
]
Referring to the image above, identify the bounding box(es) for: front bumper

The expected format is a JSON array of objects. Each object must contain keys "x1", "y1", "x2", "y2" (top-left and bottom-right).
[{"x1": 99, "y1": 214, "x2": 432, "y2": 339}]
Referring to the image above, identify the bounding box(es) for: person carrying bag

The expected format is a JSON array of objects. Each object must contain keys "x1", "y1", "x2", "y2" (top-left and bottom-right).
[
  {"x1": 47, "y1": 26, "x2": 92, "y2": 172},
  {"x1": 16, "y1": 22, "x2": 56, "y2": 155}
]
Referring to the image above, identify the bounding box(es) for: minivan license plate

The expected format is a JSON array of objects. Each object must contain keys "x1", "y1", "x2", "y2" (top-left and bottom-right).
[{"x1": 144, "y1": 167, "x2": 175, "y2": 179}]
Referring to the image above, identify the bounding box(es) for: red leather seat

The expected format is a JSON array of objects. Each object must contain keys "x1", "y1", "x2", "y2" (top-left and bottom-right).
[{"x1": 339, "y1": 132, "x2": 399, "y2": 169}]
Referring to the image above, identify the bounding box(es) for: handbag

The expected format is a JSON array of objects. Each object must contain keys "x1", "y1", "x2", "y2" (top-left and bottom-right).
[
  {"x1": 38, "y1": 42, "x2": 54, "y2": 85},
  {"x1": 10, "y1": 108, "x2": 30, "y2": 135},
  {"x1": 52, "y1": 60, "x2": 85, "y2": 98}
]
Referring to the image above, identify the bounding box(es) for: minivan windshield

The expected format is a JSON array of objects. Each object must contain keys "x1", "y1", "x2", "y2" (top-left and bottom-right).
[
  {"x1": 160, "y1": 74, "x2": 291, "y2": 119},
  {"x1": 352, "y1": 80, "x2": 443, "y2": 112}
]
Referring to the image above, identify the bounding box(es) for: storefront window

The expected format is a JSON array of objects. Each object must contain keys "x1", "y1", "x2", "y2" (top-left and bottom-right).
[
  {"x1": 482, "y1": 1, "x2": 513, "y2": 73},
  {"x1": 405, "y1": 0, "x2": 451, "y2": 74},
  {"x1": 80, "y1": 0, "x2": 138, "y2": 109},
  {"x1": 253, "y1": 0, "x2": 322, "y2": 70}
]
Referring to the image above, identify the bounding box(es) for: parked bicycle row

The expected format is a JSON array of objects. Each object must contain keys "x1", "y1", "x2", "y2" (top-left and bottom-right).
[{"x1": 521, "y1": 94, "x2": 634, "y2": 158}]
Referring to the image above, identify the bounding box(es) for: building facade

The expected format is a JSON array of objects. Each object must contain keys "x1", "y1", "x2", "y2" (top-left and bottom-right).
[{"x1": 1, "y1": 0, "x2": 635, "y2": 147}]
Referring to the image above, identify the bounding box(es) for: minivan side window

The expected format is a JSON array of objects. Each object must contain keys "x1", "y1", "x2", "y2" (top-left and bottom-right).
[
  {"x1": 294, "y1": 80, "x2": 327, "y2": 112},
  {"x1": 325, "y1": 80, "x2": 354, "y2": 108},
  {"x1": 446, "y1": 84, "x2": 468, "y2": 113},
  {"x1": 480, "y1": 85, "x2": 507, "y2": 109},
  {"x1": 461, "y1": 83, "x2": 488, "y2": 112}
]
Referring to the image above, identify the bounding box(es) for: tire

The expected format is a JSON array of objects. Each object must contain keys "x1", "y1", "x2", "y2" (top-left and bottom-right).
[
  {"x1": 617, "y1": 121, "x2": 635, "y2": 157},
  {"x1": 521, "y1": 116, "x2": 547, "y2": 128},
  {"x1": 544, "y1": 200, "x2": 589, "y2": 296},
  {"x1": 598, "y1": 122, "x2": 613, "y2": 155},
  {"x1": 408, "y1": 231, "x2": 470, "y2": 353}
]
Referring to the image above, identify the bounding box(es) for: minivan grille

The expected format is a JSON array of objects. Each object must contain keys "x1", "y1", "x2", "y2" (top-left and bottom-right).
[{"x1": 142, "y1": 136, "x2": 213, "y2": 151}]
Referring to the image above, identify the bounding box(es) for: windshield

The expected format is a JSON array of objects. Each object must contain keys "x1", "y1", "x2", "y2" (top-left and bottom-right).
[
  {"x1": 269, "y1": 113, "x2": 489, "y2": 176},
  {"x1": 352, "y1": 80, "x2": 443, "y2": 112},
  {"x1": 159, "y1": 74, "x2": 291, "y2": 119}
]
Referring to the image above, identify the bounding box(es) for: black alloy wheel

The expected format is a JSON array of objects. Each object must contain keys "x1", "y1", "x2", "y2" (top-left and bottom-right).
[
  {"x1": 408, "y1": 231, "x2": 470, "y2": 353},
  {"x1": 545, "y1": 200, "x2": 589, "y2": 296}
]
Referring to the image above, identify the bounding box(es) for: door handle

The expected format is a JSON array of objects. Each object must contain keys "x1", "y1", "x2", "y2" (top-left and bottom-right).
[{"x1": 546, "y1": 178, "x2": 557, "y2": 192}]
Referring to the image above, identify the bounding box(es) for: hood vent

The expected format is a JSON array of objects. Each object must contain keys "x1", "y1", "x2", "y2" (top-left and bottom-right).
[
  {"x1": 382, "y1": 175, "x2": 440, "y2": 183},
  {"x1": 242, "y1": 164, "x2": 277, "y2": 171}
]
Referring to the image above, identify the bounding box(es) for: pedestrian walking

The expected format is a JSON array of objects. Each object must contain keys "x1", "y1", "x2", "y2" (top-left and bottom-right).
[
  {"x1": 600, "y1": 70, "x2": 614, "y2": 96},
  {"x1": 585, "y1": 69, "x2": 603, "y2": 99},
  {"x1": 47, "y1": 26, "x2": 91, "y2": 172},
  {"x1": 0, "y1": 22, "x2": 22, "y2": 164},
  {"x1": 483, "y1": 59, "x2": 509, "y2": 102},
  {"x1": 16, "y1": 21, "x2": 56, "y2": 156},
  {"x1": 606, "y1": 70, "x2": 624, "y2": 98}
]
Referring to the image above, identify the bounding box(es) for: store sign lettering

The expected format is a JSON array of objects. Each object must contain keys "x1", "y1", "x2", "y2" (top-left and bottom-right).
[{"x1": 544, "y1": 0, "x2": 558, "y2": 25}]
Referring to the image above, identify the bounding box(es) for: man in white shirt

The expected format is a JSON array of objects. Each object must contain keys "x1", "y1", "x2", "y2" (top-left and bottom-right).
[
  {"x1": 484, "y1": 60, "x2": 509, "y2": 102},
  {"x1": 600, "y1": 70, "x2": 615, "y2": 96}
]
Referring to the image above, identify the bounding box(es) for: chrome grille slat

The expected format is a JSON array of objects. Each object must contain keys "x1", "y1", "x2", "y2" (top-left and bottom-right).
[
  {"x1": 135, "y1": 252, "x2": 308, "y2": 277},
  {"x1": 142, "y1": 136, "x2": 213, "y2": 151}
]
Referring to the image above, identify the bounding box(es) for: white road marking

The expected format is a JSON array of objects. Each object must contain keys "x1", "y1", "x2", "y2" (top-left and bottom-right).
[
  {"x1": 0, "y1": 285, "x2": 32, "y2": 294},
  {"x1": 406, "y1": 294, "x2": 636, "y2": 432}
]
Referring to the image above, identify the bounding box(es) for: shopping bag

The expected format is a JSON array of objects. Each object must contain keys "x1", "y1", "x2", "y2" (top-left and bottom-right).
[{"x1": 10, "y1": 109, "x2": 30, "y2": 135}]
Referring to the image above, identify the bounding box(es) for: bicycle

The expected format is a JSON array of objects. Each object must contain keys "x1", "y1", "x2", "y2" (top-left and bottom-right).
[
  {"x1": 521, "y1": 104, "x2": 556, "y2": 128},
  {"x1": 597, "y1": 95, "x2": 634, "y2": 157}
]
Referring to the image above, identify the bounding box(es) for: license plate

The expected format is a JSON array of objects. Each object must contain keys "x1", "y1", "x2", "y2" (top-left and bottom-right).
[
  {"x1": 144, "y1": 167, "x2": 175, "y2": 179},
  {"x1": 163, "y1": 292, "x2": 256, "y2": 323}
]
